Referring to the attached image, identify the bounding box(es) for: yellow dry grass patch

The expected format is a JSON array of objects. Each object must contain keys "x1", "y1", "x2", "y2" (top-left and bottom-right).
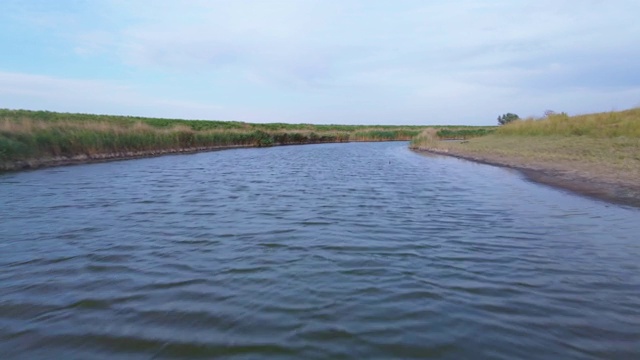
[{"x1": 418, "y1": 135, "x2": 640, "y2": 188}]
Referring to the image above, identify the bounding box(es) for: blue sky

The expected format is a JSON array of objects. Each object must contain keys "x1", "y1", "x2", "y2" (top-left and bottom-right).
[{"x1": 1, "y1": 0, "x2": 639, "y2": 125}]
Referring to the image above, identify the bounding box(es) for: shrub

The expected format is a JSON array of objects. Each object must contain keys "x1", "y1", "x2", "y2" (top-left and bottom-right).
[{"x1": 498, "y1": 113, "x2": 520, "y2": 125}]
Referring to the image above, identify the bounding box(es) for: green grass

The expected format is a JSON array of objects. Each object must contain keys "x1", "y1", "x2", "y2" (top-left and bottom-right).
[
  {"x1": 436, "y1": 127, "x2": 495, "y2": 139},
  {"x1": 0, "y1": 109, "x2": 430, "y2": 133},
  {"x1": 0, "y1": 108, "x2": 451, "y2": 168}
]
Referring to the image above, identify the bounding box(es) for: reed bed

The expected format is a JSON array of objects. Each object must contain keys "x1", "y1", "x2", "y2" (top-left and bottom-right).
[
  {"x1": 0, "y1": 109, "x2": 442, "y2": 168},
  {"x1": 409, "y1": 126, "x2": 495, "y2": 148},
  {"x1": 0, "y1": 118, "x2": 349, "y2": 162}
]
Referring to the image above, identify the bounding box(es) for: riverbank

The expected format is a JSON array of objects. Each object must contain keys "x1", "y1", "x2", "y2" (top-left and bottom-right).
[
  {"x1": 1, "y1": 139, "x2": 415, "y2": 172},
  {"x1": 1, "y1": 109, "x2": 498, "y2": 172},
  {"x1": 0, "y1": 109, "x2": 431, "y2": 172},
  {"x1": 0, "y1": 144, "x2": 256, "y2": 171},
  {"x1": 414, "y1": 141, "x2": 640, "y2": 207},
  {"x1": 410, "y1": 109, "x2": 640, "y2": 207}
]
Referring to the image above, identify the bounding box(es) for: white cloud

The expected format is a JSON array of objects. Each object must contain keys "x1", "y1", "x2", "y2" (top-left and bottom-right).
[
  {"x1": 2, "y1": 0, "x2": 640, "y2": 124},
  {"x1": 97, "y1": 1, "x2": 640, "y2": 84},
  {"x1": 0, "y1": 71, "x2": 223, "y2": 119}
]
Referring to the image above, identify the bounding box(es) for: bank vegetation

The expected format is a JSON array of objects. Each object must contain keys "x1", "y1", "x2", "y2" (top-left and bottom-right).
[
  {"x1": 410, "y1": 108, "x2": 640, "y2": 205},
  {"x1": 0, "y1": 109, "x2": 490, "y2": 171}
]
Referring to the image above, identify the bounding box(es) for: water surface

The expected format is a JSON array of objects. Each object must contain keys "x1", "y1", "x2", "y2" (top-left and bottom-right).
[{"x1": 1, "y1": 142, "x2": 639, "y2": 359}]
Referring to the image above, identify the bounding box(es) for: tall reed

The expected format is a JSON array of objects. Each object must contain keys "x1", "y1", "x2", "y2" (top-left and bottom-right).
[{"x1": 0, "y1": 109, "x2": 435, "y2": 164}]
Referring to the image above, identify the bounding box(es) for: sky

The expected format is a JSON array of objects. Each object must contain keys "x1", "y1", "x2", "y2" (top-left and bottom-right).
[{"x1": 1, "y1": 0, "x2": 639, "y2": 125}]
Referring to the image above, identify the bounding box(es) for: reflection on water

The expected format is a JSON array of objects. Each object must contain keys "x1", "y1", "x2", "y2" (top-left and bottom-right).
[{"x1": 1, "y1": 142, "x2": 639, "y2": 359}]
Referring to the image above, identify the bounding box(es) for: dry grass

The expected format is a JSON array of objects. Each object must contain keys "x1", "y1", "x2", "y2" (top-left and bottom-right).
[
  {"x1": 411, "y1": 108, "x2": 640, "y2": 190},
  {"x1": 0, "y1": 110, "x2": 431, "y2": 167},
  {"x1": 409, "y1": 128, "x2": 439, "y2": 148},
  {"x1": 1, "y1": 118, "x2": 155, "y2": 134},
  {"x1": 496, "y1": 108, "x2": 640, "y2": 137}
]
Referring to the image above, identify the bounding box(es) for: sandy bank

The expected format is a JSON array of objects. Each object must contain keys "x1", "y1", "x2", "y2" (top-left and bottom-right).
[{"x1": 413, "y1": 145, "x2": 640, "y2": 208}]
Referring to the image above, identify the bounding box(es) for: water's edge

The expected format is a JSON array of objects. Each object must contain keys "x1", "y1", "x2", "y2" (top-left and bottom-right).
[
  {"x1": 5, "y1": 140, "x2": 638, "y2": 208},
  {"x1": 412, "y1": 148, "x2": 640, "y2": 208},
  {"x1": 0, "y1": 140, "x2": 406, "y2": 173},
  {"x1": 2, "y1": 141, "x2": 639, "y2": 359},
  {"x1": 0, "y1": 144, "x2": 256, "y2": 172}
]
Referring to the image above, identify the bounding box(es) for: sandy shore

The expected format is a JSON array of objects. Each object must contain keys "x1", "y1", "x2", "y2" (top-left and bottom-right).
[{"x1": 413, "y1": 146, "x2": 640, "y2": 208}]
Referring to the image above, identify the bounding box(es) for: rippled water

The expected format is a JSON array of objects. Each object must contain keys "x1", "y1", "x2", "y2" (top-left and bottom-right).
[{"x1": 1, "y1": 142, "x2": 639, "y2": 359}]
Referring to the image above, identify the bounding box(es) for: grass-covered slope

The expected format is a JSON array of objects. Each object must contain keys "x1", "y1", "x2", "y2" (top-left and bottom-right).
[
  {"x1": 410, "y1": 108, "x2": 640, "y2": 205},
  {"x1": 0, "y1": 109, "x2": 438, "y2": 170},
  {"x1": 495, "y1": 108, "x2": 640, "y2": 137}
]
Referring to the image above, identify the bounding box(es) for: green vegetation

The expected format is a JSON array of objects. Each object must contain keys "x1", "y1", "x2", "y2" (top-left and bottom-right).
[
  {"x1": 436, "y1": 127, "x2": 495, "y2": 139},
  {"x1": 409, "y1": 126, "x2": 495, "y2": 148},
  {"x1": 0, "y1": 108, "x2": 436, "y2": 169},
  {"x1": 495, "y1": 108, "x2": 640, "y2": 137},
  {"x1": 412, "y1": 108, "x2": 640, "y2": 148},
  {"x1": 410, "y1": 108, "x2": 640, "y2": 196},
  {"x1": 497, "y1": 113, "x2": 520, "y2": 125}
]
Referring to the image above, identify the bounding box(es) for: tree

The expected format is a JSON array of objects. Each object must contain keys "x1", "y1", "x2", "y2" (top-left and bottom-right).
[{"x1": 497, "y1": 113, "x2": 519, "y2": 125}]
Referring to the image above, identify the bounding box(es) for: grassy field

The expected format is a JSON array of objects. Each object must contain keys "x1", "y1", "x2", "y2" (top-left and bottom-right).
[
  {"x1": 495, "y1": 108, "x2": 640, "y2": 137},
  {"x1": 410, "y1": 108, "x2": 640, "y2": 202},
  {"x1": 0, "y1": 109, "x2": 489, "y2": 170}
]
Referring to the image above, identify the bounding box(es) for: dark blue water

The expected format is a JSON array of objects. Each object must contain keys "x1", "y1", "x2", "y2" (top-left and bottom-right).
[{"x1": 1, "y1": 142, "x2": 639, "y2": 359}]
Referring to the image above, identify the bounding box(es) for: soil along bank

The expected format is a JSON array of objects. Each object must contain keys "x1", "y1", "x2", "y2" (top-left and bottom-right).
[
  {"x1": 410, "y1": 109, "x2": 640, "y2": 207},
  {"x1": 0, "y1": 109, "x2": 434, "y2": 171}
]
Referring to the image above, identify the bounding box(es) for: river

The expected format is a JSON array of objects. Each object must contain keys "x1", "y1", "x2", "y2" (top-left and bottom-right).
[{"x1": 1, "y1": 142, "x2": 639, "y2": 359}]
